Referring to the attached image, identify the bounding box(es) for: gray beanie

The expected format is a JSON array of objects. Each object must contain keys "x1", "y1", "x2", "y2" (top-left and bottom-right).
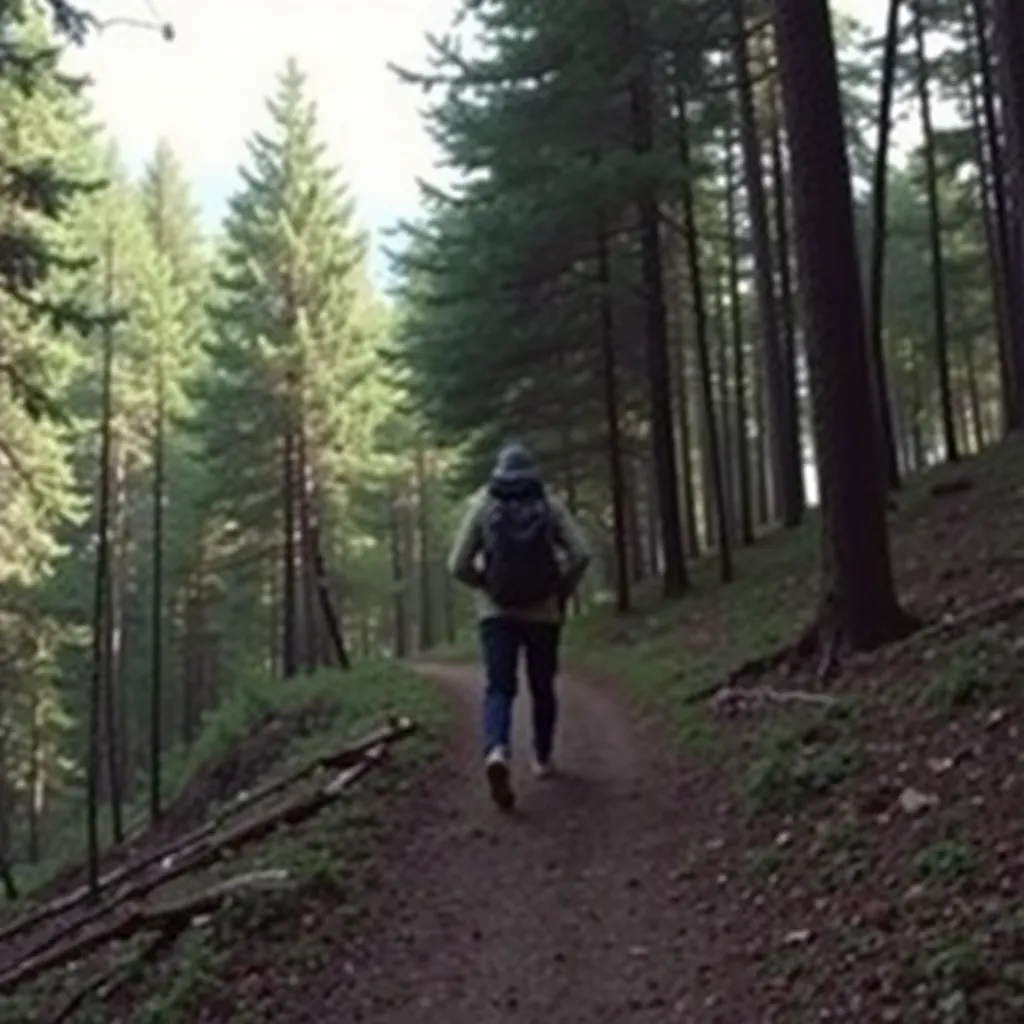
[{"x1": 492, "y1": 442, "x2": 538, "y2": 483}]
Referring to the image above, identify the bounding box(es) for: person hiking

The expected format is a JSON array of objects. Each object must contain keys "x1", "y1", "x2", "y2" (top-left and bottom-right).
[{"x1": 446, "y1": 442, "x2": 591, "y2": 810}]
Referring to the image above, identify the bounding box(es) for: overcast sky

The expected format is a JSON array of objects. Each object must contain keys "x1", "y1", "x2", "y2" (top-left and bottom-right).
[{"x1": 72, "y1": 0, "x2": 887, "y2": 281}]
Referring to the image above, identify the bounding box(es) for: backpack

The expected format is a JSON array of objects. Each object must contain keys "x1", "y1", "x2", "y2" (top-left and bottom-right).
[{"x1": 481, "y1": 483, "x2": 562, "y2": 609}]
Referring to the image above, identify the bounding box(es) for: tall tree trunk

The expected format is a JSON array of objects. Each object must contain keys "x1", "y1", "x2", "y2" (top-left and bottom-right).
[
  {"x1": 0, "y1": 706, "x2": 17, "y2": 901},
  {"x1": 103, "y1": 449, "x2": 125, "y2": 842},
  {"x1": 266, "y1": 571, "x2": 278, "y2": 679},
  {"x1": 752, "y1": 341, "x2": 772, "y2": 526},
  {"x1": 389, "y1": 485, "x2": 408, "y2": 657},
  {"x1": 596, "y1": 216, "x2": 631, "y2": 612},
  {"x1": 964, "y1": 34, "x2": 1016, "y2": 420},
  {"x1": 912, "y1": 0, "x2": 959, "y2": 462},
  {"x1": 990, "y1": 0, "x2": 1024, "y2": 424},
  {"x1": 630, "y1": 55, "x2": 688, "y2": 596},
  {"x1": 415, "y1": 442, "x2": 434, "y2": 650},
  {"x1": 87, "y1": 227, "x2": 117, "y2": 895},
  {"x1": 712, "y1": 263, "x2": 736, "y2": 542},
  {"x1": 725, "y1": 130, "x2": 755, "y2": 544},
  {"x1": 27, "y1": 686, "x2": 41, "y2": 863},
  {"x1": 731, "y1": 0, "x2": 804, "y2": 528},
  {"x1": 864, "y1": 0, "x2": 904, "y2": 488},
  {"x1": 675, "y1": 347, "x2": 701, "y2": 557},
  {"x1": 298, "y1": 429, "x2": 350, "y2": 669},
  {"x1": 624, "y1": 457, "x2": 647, "y2": 582},
  {"x1": 181, "y1": 582, "x2": 202, "y2": 746},
  {"x1": 281, "y1": 428, "x2": 299, "y2": 679},
  {"x1": 771, "y1": 0, "x2": 913, "y2": 650},
  {"x1": 149, "y1": 339, "x2": 165, "y2": 822},
  {"x1": 295, "y1": 423, "x2": 319, "y2": 675},
  {"x1": 677, "y1": 83, "x2": 733, "y2": 582},
  {"x1": 961, "y1": 332, "x2": 985, "y2": 451},
  {"x1": 971, "y1": 0, "x2": 1021, "y2": 429},
  {"x1": 767, "y1": 69, "x2": 806, "y2": 499}
]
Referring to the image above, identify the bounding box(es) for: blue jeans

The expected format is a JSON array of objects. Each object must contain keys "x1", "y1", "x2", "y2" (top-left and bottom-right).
[{"x1": 479, "y1": 617, "x2": 561, "y2": 762}]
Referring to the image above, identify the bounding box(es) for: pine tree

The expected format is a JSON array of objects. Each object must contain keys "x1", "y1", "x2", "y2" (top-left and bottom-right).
[
  {"x1": 771, "y1": 0, "x2": 915, "y2": 651},
  {"x1": 138, "y1": 138, "x2": 208, "y2": 820},
  {"x1": 201, "y1": 59, "x2": 379, "y2": 678},
  {"x1": 0, "y1": 1, "x2": 103, "y2": 416}
]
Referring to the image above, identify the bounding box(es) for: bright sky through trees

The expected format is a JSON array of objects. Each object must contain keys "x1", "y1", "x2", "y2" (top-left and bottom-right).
[{"x1": 74, "y1": 0, "x2": 887, "y2": 281}]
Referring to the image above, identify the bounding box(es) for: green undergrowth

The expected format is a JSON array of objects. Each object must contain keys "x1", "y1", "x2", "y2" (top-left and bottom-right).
[
  {"x1": 564, "y1": 515, "x2": 819, "y2": 753},
  {"x1": 170, "y1": 659, "x2": 446, "y2": 804},
  {"x1": 566, "y1": 439, "x2": 1022, "y2": 748},
  {"x1": 0, "y1": 660, "x2": 447, "y2": 1024}
]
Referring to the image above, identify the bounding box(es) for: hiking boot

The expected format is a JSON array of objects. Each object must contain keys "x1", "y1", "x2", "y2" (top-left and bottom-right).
[
  {"x1": 531, "y1": 757, "x2": 554, "y2": 780},
  {"x1": 485, "y1": 747, "x2": 515, "y2": 810}
]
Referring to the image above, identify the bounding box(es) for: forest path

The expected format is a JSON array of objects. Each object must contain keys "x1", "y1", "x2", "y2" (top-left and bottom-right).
[{"x1": 309, "y1": 661, "x2": 731, "y2": 1023}]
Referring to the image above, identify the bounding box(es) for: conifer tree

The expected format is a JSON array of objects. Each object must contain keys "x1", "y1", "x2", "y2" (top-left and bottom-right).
[{"x1": 202, "y1": 59, "x2": 380, "y2": 677}]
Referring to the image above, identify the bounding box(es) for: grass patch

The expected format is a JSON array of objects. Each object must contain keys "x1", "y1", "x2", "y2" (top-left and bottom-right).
[
  {"x1": 563, "y1": 515, "x2": 821, "y2": 755},
  {"x1": 918, "y1": 625, "x2": 1022, "y2": 713},
  {"x1": 0, "y1": 659, "x2": 448, "y2": 1024},
  {"x1": 913, "y1": 838, "x2": 980, "y2": 885},
  {"x1": 740, "y1": 709, "x2": 861, "y2": 817}
]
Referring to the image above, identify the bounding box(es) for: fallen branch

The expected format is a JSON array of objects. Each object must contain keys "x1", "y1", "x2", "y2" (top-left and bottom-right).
[
  {"x1": 711, "y1": 685, "x2": 838, "y2": 716},
  {"x1": 2, "y1": 870, "x2": 292, "y2": 995},
  {"x1": 0, "y1": 716, "x2": 414, "y2": 949},
  {"x1": 213, "y1": 715, "x2": 413, "y2": 824},
  {"x1": 45, "y1": 929, "x2": 173, "y2": 1024},
  {"x1": 681, "y1": 623, "x2": 819, "y2": 707},
  {"x1": 0, "y1": 745, "x2": 388, "y2": 993}
]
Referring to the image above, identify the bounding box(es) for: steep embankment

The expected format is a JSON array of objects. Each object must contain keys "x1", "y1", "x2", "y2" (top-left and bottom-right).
[{"x1": 0, "y1": 663, "x2": 447, "y2": 1024}]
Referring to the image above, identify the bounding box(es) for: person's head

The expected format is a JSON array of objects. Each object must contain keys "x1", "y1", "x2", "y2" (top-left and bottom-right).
[{"x1": 491, "y1": 441, "x2": 539, "y2": 485}]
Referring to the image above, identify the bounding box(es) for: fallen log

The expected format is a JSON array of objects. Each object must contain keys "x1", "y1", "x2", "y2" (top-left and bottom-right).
[
  {"x1": 3, "y1": 870, "x2": 292, "y2": 995},
  {"x1": 0, "y1": 716, "x2": 414, "y2": 949},
  {"x1": 0, "y1": 743, "x2": 389, "y2": 994},
  {"x1": 46, "y1": 929, "x2": 173, "y2": 1024}
]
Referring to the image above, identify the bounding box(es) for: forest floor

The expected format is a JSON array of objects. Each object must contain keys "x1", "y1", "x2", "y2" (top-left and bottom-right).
[{"x1": 3, "y1": 435, "x2": 1024, "y2": 1023}]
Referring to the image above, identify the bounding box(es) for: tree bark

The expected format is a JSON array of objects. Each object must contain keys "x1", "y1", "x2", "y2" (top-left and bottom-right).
[
  {"x1": 731, "y1": 0, "x2": 804, "y2": 528},
  {"x1": 990, "y1": 0, "x2": 1024, "y2": 424},
  {"x1": 863, "y1": 0, "x2": 904, "y2": 488},
  {"x1": 676, "y1": 80, "x2": 733, "y2": 582},
  {"x1": 596, "y1": 215, "x2": 631, "y2": 612},
  {"x1": 87, "y1": 226, "x2": 117, "y2": 896},
  {"x1": 771, "y1": 0, "x2": 915, "y2": 651},
  {"x1": 280, "y1": 428, "x2": 299, "y2": 678},
  {"x1": 911, "y1": 0, "x2": 959, "y2": 462},
  {"x1": 629, "y1": 54, "x2": 688, "y2": 595},
  {"x1": 725, "y1": 129, "x2": 755, "y2": 544}
]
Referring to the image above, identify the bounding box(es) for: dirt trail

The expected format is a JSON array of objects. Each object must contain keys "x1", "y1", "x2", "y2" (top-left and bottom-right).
[{"x1": 306, "y1": 662, "x2": 748, "y2": 1023}]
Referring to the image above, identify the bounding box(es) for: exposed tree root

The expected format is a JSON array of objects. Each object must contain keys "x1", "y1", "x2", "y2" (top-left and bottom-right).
[
  {"x1": 0, "y1": 716, "x2": 413, "y2": 950},
  {"x1": 689, "y1": 587, "x2": 1024, "y2": 708},
  {"x1": 682, "y1": 623, "x2": 819, "y2": 706},
  {"x1": 711, "y1": 684, "x2": 838, "y2": 716}
]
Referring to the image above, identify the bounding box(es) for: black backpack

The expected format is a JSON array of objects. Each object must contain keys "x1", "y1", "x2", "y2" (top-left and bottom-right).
[{"x1": 481, "y1": 482, "x2": 562, "y2": 609}]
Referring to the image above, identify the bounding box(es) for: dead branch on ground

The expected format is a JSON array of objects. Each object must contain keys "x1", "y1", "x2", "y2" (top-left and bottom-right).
[
  {"x1": 3, "y1": 870, "x2": 293, "y2": 995},
  {"x1": 0, "y1": 716, "x2": 413, "y2": 949}
]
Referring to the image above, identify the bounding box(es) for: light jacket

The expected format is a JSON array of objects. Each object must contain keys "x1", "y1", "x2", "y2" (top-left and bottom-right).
[{"x1": 446, "y1": 485, "x2": 591, "y2": 623}]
